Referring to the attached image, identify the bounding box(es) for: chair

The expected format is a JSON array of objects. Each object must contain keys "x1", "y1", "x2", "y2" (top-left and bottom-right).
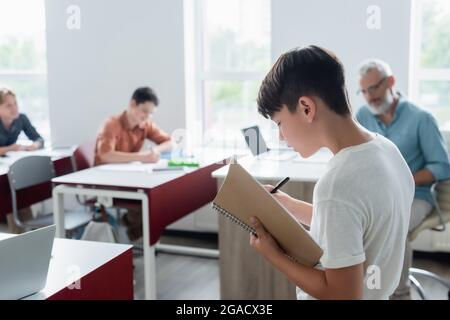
[
  {"x1": 71, "y1": 141, "x2": 97, "y2": 208},
  {"x1": 71, "y1": 141, "x2": 124, "y2": 235},
  {"x1": 71, "y1": 140, "x2": 96, "y2": 172},
  {"x1": 408, "y1": 180, "x2": 450, "y2": 299},
  {"x1": 7, "y1": 156, "x2": 92, "y2": 235}
]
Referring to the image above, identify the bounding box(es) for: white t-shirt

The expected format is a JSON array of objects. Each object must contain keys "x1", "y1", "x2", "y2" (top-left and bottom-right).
[{"x1": 297, "y1": 134, "x2": 414, "y2": 300}]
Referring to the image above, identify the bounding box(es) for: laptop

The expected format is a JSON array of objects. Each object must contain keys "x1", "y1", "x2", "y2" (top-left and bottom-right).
[
  {"x1": 241, "y1": 125, "x2": 296, "y2": 161},
  {"x1": 0, "y1": 225, "x2": 55, "y2": 299}
]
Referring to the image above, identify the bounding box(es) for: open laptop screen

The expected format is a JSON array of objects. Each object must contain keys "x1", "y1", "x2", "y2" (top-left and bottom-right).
[
  {"x1": 0, "y1": 225, "x2": 55, "y2": 299},
  {"x1": 241, "y1": 125, "x2": 269, "y2": 156}
]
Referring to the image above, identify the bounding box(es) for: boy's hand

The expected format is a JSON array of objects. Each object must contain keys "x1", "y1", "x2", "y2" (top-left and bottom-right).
[
  {"x1": 141, "y1": 149, "x2": 160, "y2": 163},
  {"x1": 249, "y1": 217, "x2": 284, "y2": 262},
  {"x1": 264, "y1": 184, "x2": 292, "y2": 208}
]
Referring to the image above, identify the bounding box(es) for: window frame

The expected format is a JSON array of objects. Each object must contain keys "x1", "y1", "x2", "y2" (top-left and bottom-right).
[
  {"x1": 187, "y1": 0, "x2": 271, "y2": 148},
  {"x1": 0, "y1": 0, "x2": 49, "y2": 142},
  {"x1": 410, "y1": 0, "x2": 450, "y2": 132}
]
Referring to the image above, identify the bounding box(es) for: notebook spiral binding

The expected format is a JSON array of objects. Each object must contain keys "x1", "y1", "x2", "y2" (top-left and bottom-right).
[
  {"x1": 212, "y1": 203, "x2": 256, "y2": 234},
  {"x1": 212, "y1": 202, "x2": 300, "y2": 264}
]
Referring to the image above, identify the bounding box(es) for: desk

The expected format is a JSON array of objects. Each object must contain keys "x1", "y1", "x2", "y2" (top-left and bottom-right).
[
  {"x1": 0, "y1": 149, "x2": 74, "y2": 220},
  {"x1": 212, "y1": 149, "x2": 331, "y2": 299},
  {"x1": 0, "y1": 233, "x2": 133, "y2": 300},
  {"x1": 52, "y1": 148, "x2": 232, "y2": 300}
]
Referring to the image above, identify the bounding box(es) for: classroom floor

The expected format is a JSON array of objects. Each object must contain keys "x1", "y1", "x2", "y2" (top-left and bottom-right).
[
  {"x1": 114, "y1": 222, "x2": 450, "y2": 300},
  {"x1": 147, "y1": 230, "x2": 450, "y2": 300},
  {"x1": 1, "y1": 221, "x2": 449, "y2": 300},
  {"x1": 130, "y1": 230, "x2": 220, "y2": 300}
]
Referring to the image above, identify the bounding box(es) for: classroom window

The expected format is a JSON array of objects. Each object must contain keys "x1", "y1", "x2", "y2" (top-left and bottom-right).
[
  {"x1": 0, "y1": 0, "x2": 50, "y2": 142},
  {"x1": 188, "y1": 0, "x2": 274, "y2": 148},
  {"x1": 411, "y1": 0, "x2": 450, "y2": 130}
]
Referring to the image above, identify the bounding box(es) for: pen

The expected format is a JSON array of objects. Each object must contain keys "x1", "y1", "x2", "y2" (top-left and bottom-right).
[{"x1": 270, "y1": 177, "x2": 290, "y2": 194}]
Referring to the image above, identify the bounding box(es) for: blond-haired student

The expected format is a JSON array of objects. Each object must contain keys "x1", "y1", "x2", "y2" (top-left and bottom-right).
[
  {"x1": 0, "y1": 87, "x2": 44, "y2": 233},
  {"x1": 0, "y1": 87, "x2": 43, "y2": 155}
]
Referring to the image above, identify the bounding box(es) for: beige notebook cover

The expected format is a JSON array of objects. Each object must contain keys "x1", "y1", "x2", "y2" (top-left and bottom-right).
[{"x1": 213, "y1": 163, "x2": 323, "y2": 267}]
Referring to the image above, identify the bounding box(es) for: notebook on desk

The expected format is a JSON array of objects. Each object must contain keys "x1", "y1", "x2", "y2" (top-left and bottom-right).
[{"x1": 212, "y1": 163, "x2": 323, "y2": 267}]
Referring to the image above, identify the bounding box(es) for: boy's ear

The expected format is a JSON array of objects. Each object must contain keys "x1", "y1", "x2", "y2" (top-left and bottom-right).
[{"x1": 298, "y1": 96, "x2": 316, "y2": 123}]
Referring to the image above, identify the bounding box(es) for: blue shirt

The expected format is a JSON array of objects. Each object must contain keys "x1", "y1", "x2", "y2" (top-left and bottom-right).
[
  {"x1": 356, "y1": 97, "x2": 450, "y2": 206},
  {"x1": 0, "y1": 113, "x2": 44, "y2": 147}
]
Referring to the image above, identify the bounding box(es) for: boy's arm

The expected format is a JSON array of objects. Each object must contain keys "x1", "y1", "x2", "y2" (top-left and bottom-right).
[
  {"x1": 98, "y1": 150, "x2": 160, "y2": 164},
  {"x1": 270, "y1": 252, "x2": 364, "y2": 299},
  {"x1": 287, "y1": 198, "x2": 313, "y2": 226},
  {"x1": 152, "y1": 139, "x2": 174, "y2": 154},
  {"x1": 264, "y1": 185, "x2": 313, "y2": 226},
  {"x1": 250, "y1": 217, "x2": 364, "y2": 299}
]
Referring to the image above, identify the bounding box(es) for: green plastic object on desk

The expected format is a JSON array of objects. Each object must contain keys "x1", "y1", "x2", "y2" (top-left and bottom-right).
[{"x1": 168, "y1": 159, "x2": 200, "y2": 168}]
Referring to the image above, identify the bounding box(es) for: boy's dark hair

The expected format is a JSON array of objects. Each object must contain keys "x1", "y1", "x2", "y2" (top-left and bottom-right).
[
  {"x1": 257, "y1": 45, "x2": 351, "y2": 118},
  {"x1": 131, "y1": 87, "x2": 159, "y2": 106}
]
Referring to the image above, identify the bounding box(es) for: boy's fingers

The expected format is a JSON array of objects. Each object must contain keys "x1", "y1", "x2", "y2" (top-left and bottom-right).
[
  {"x1": 250, "y1": 217, "x2": 265, "y2": 237},
  {"x1": 249, "y1": 233, "x2": 257, "y2": 246}
]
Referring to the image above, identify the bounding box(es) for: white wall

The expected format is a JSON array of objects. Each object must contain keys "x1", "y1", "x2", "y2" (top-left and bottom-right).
[
  {"x1": 46, "y1": 0, "x2": 413, "y2": 145},
  {"x1": 45, "y1": 0, "x2": 186, "y2": 147},
  {"x1": 271, "y1": 0, "x2": 412, "y2": 111}
]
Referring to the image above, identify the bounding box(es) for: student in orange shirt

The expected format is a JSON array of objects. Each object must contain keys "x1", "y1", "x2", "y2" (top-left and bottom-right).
[{"x1": 95, "y1": 87, "x2": 174, "y2": 241}]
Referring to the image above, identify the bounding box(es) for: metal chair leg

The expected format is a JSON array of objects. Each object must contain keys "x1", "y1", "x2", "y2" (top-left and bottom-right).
[
  {"x1": 410, "y1": 267, "x2": 450, "y2": 289},
  {"x1": 409, "y1": 274, "x2": 428, "y2": 300}
]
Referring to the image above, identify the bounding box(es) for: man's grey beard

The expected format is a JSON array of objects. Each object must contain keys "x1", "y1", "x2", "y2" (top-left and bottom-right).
[{"x1": 368, "y1": 93, "x2": 394, "y2": 116}]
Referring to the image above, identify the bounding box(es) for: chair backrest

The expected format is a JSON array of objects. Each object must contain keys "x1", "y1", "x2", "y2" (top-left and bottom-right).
[
  {"x1": 435, "y1": 180, "x2": 450, "y2": 215},
  {"x1": 72, "y1": 140, "x2": 96, "y2": 171},
  {"x1": 7, "y1": 156, "x2": 55, "y2": 191}
]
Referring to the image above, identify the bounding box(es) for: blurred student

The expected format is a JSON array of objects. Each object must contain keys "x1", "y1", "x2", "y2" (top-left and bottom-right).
[
  {"x1": 0, "y1": 87, "x2": 44, "y2": 233},
  {"x1": 95, "y1": 86, "x2": 173, "y2": 241},
  {"x1": 0, "y1": 87, "x2": 43, "y2": 155}
]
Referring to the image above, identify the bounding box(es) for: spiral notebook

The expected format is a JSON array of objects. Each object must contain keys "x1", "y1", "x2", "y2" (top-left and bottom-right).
[{"x1": 212, "y1": 163, "x2": 323, "y2": 267}]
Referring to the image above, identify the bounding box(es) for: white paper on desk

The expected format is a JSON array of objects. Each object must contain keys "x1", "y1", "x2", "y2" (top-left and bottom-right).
[
  {"x1": 97, "y1": 162, "x2": 155, "y2": 172},
  {"x1": 4, "y1": 149, "x2": 72, "y2": 160},
  {"x1": 96, "y1": 160, "x2": 180, "y2": 173}
]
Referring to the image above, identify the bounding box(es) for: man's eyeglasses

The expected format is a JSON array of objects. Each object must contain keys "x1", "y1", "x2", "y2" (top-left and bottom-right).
[
  {"x1": 357, "y1": 77, "x2": 387, "y2": 95},
  {"x1": 141, "y1": 109, "x2": 155, "y2": 117}
]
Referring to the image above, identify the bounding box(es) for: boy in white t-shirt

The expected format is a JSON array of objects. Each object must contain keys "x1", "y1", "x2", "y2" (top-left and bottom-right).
[{"x1": 250, "y1": 46, "x2": 414, "y2": 300}]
